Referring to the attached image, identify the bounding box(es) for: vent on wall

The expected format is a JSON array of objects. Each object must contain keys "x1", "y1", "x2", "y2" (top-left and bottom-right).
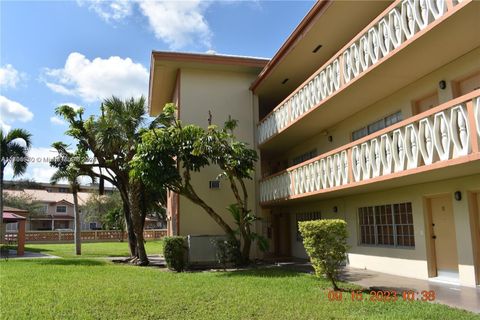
[{"x1": 209, "y1": 180, "x2": 220, "y2": 189}]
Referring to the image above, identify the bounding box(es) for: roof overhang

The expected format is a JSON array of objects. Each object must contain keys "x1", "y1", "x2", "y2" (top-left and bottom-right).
[
  {"x1": 148, "y1": 51, "x2": 269, "y2": 116},
  {"x1": 251, "y1": 1, "x2": 392, "y2": 110},
  {"x1": 3, "y1": 212, "x2": 26, "y2": 222}
]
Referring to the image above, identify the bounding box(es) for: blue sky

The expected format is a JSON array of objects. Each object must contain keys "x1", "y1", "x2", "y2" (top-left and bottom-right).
[{"x1": 1, "y1": 0, "x2": 313, "y2": 182}]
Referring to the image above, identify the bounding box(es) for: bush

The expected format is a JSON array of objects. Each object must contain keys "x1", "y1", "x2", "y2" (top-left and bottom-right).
[
  {"x1": 163, "y1": 236, "x2": 188, "y2": 272},
  {"x1": 211, "y1": 238, "x2": 240, "y2": 269},
  {"x1": 299, "y1": 219, "x2": 348, "y2": 290}
]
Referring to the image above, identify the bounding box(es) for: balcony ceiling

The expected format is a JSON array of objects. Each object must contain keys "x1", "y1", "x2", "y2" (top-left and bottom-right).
[
  {"x1": 254, "y1": 1, "x2": 393, "y2": 112},
  {"x1": 260, "y1": 2, "x2": 480, "y2": 156}
]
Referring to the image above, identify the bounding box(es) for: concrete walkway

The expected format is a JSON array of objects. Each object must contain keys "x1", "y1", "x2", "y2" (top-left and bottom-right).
[
  {"x1": 340, "y1": 266, "x2": 480, "y2": 314},
  {"x1": 0, "y1": 249, "x2": 59, "y2": 259},
  {"x1": 275, "y1": 262, "x2": 479, "y2": 313}
]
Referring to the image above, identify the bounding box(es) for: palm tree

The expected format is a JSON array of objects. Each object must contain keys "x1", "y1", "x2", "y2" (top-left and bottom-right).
[
  {"x1": 54, "y1": 96, "x2": 164, "y2": 265},
  {"x1": 0, "y1": 128, "x2": 32, "y2": 243},
  {"x1": 50, "y1": 142, "x2": 91, "y2": 255}
]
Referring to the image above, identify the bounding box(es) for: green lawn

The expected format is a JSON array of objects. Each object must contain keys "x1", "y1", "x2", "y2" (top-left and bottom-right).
[
  {"x1": 21, "y1": 240, "x2": 164, "y2": 258},
  {"x1": 0, "y1": 258, "x2": 477, "y2": 320}
]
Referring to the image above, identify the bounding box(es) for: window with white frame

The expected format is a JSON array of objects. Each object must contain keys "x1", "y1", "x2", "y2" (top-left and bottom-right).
[
  {"x1": 56, "y1": 205, "x2": 67, "y2": 213},
  {"x1": 295, "y1": 211, "x2": 321, "y2": 241},
  {"x1": 6, "y1": 223, "x2": 18, "y2": 231},
  {"x1": 352, "y1": 111, "x2": 403, "y2": 141},
  {"x1": 358, "y1": 202, "x2": 415, "y2": 248}
]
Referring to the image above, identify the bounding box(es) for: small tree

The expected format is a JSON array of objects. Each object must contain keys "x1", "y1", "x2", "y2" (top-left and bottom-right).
[
  {"x1": 299, "y1": 219, "x2": 348, "y2": 291},
  {"x1": 131, "y1": 104, "x2": 264, "y2": 264},
  {"x1": 82, "y1": 192, "x2": 123, "y2": 229},
  {"x1": 50, "y1": 142, "x2": 94, "y2": 256}
]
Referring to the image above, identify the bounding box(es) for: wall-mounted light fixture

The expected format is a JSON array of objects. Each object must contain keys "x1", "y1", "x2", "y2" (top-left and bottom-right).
[
  {"x1": 328, "y1": 135, "x2": 333, "y2": 142},
  {"x1": 439, "y1": 80, "x2": 447, "y2": 90},
  {"x1": 333, "y1": 206, "x2": 338, "y2": 213},
  {"x1": 281, "y1": 78, "x2": 289, "y2": 85},
  {"x1": 454, "y1": 191, "x2": 462, "y2": 201}
]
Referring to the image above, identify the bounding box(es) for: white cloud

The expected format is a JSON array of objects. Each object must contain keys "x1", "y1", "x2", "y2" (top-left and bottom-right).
[
  {"x1": 77, "y1": 1, "x2": 213, "y2": 50},
  {"x1": 0, "y1": 64, "x2": 21, "y2": 88},
  {"x1": 2, "y1": 147, "x2": 58, "y2": 183},
  {"x1": 44, "y1": 52, "x2": 148, "y2": 102},
  {"x1": 3, "y1": 147, "x2": 114, "y2": 186},
  {"x1": 77, "y1": 0, "x2": 133, "y2": 22},
  {"x1": 50, "y1": 116, "x2": 66, "y2": 126},
  {"x1": 0, "y1": 95, "x2": 34, "y2": 132},
  {"x1": 138, "y1": 0, "x2": 212, "y2": 49}
]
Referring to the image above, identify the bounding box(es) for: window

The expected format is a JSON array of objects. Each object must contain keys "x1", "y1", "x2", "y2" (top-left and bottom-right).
[
  {"x1": 295, "y1": 211, "x2": 321, "y2": 241},
  {"x1": 41, "y1": 204, "x2": 49, "y2": 214},
  {"x1": 292, "y1": 149, "x2": 317, "y2": 166},
  {"x1": 59, "y1": 188, "x2": 69, "y2": 193},
  {"x1": 358, "y1": 202, "x2": 414, "y2": 248},
  {"x1": 352, "y1": 111, "x2": 403, "y2": 141},
  {"x1": 56, "y1": 205, "x2": 67, "y2": 213}
]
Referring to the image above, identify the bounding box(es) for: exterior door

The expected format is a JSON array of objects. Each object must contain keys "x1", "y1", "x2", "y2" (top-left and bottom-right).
[
  {"x1": 430, "y1": 195, "x2": 459, "y2": 274},
  {"x1": 273, "y1": 213, "x2": 291, "y2": 258}
]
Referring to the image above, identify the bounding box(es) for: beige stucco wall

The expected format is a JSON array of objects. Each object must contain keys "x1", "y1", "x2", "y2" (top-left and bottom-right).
[
  {"x1": 178, "y1": 68, "x2": 259, "y2": 237},
  {"x1": 273, "y1": 47, "x2": 480, "y2": 167},
  {"x1": 45, "y1": 202, "x2": 74, "y2": 216},
  {"x1": 280, "y1": 175, "x2": 480, "y2": 287}
]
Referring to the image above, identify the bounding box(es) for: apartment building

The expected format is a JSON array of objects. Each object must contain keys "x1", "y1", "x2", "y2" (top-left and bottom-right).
[
  {"x1": 3, "y1": 182, "x2": 116, "y2": 231},
  {"x1": 149, "y1": 0, "x2": 480, "y2": 287}
]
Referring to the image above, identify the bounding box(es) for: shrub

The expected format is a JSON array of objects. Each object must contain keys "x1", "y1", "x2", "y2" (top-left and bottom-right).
[
  {"x1": 299, "y1": 219, "x2": 348, "y2": 290},
  {"x1": 211, "y1": 238, "x2": 240, "y2": 269},
  {"x1": 163, "y1": 236, "x2": 188, "y2": 272}
]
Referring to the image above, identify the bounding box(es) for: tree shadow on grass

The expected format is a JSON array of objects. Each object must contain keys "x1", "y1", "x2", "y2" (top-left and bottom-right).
[
  {"x1": 33, "y1": 259, "x2": 107, "y2": 267},
  {"x1": 23, "y1": 246, "x2": 53, "y2": 254},
  {"x1": 217, "y1": 266, "x2": 306, "y2": 278}
]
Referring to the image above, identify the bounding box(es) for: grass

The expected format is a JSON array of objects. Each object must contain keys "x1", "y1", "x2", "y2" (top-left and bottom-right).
[
  {"x1": 0, "y1": 258, "x2": 478, "y2": 320},
  {"x1": 20, "y1": 240, "x2": 164, "y2": 258}
]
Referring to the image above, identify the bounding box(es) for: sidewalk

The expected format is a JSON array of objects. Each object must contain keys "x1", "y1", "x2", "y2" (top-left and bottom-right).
[
  {"x1": 0, "y1": 249, "x2": 59, "y2": 259},
  {"x1": 340, "y1": 266, "x2": 480, "y2": 314}
]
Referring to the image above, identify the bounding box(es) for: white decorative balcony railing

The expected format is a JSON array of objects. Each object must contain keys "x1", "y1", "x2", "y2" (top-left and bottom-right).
[
  {"x1": 257, "y1": 0, "x2": 467, "y2": 145},
  {"x1": 260, "y1": 92, "x2": 480, "y2": 203}
]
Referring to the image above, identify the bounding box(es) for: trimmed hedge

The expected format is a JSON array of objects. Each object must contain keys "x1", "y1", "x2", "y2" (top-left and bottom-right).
[
  {"x1": 163, "y1": 236, "x2": 188, "y2": 272},
  {"x1": 299, "y1": 219, "x2": 348, "y2": 290}
]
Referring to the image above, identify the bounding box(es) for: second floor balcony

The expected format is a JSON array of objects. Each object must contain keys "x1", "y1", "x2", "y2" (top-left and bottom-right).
[
  {"x1": 260, "y1": 90, "x2": 480, "y2": 205},
  {"x1": 257, "y1": 0, "x2": 479, "y2": 150}
]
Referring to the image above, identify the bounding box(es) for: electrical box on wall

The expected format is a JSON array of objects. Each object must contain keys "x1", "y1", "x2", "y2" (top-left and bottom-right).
[{"x1": 209, "y1": 180, "x2": 220, "y2": 189}]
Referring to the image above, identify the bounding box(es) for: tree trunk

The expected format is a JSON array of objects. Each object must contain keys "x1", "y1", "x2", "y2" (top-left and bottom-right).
[
  {"x1": 119, "y1": 187, "x2": 137, "y2": 258},
  {"x1": 184, "y1": 185, "x2": 236, "y2": 239},
  {"x1": 0, "y1": 166, "x2": 4, "y2": 245},
  {"x1": 72, "y1": 188, "x2": 81, "y2": 255},
  {"x1": 129, "y1": 181, "x2": 149, "y2": 266},
  {"x1": 227, "y1": 176, "x2": 252, "y2": 264}
]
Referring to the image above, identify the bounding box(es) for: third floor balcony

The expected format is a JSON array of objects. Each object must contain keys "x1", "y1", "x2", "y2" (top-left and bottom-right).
[{"x1": 257, "y1": 0, "x2": 479, "y2": 151}]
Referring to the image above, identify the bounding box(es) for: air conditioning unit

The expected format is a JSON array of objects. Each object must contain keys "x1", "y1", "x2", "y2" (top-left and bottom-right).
[
  {"x1": 187, "y1": 235, "x2": 227, "y2": 266},
  {"x1": 209, "y1": 180, "x2": 220, "y2": 189}
]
